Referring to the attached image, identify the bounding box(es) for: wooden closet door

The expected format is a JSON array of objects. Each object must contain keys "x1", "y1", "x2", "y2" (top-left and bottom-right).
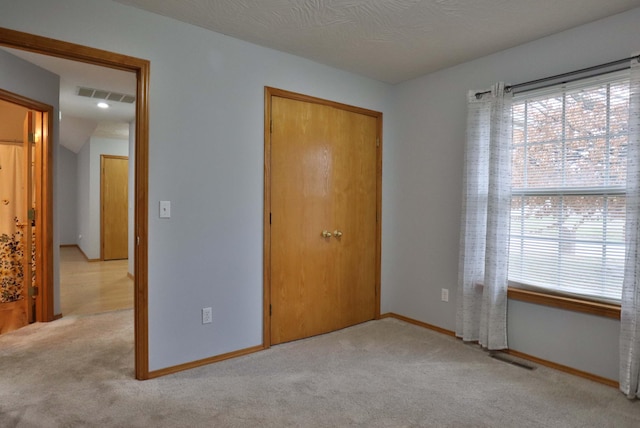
[
  {"x1": 270, "y1": 95, "x2": 377, "y2": 345},
  {"x1": 331, "y1": 107, "x2": 377, "y2": 329}
]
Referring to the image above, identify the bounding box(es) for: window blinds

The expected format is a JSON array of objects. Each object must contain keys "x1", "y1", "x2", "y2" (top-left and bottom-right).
[{"x1": 508, "y1": 73, "x2": 630, "y2": 303}]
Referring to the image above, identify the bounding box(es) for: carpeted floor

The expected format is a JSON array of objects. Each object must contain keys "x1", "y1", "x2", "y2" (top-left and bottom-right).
[{"x1": 0, "y1": 310, "x2": 638, "y2": 427}]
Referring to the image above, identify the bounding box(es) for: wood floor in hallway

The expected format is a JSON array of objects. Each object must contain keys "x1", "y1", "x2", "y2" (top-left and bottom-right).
[{"x1": 60, "y1": 246, "x2": 133, "y2": 317}]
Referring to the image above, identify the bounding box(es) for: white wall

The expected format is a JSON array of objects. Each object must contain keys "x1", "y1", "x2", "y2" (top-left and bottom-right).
[
  {"x1": 0, "y1": 48, "x2": 61, "y2": 315},
  {"x1": 76, "y1": 139, "x2": 90, "y2": 257},
  {"x1": 387, "y1": 8, "x2": 640, "y2": 380},
  {"x1": 0, "y1": 0, "x2": 391, "y2": 371},
  {"x1": 57, "y1": 145, "x2": 77, "y2": 245},
  {"x1": 76, "y1": 136, "x2": 128, "y2": 259}
]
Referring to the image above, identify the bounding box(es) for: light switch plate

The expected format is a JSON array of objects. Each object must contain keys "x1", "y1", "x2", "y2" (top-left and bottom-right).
[{"x1": 159, "y1": 200, "x2": 171, "y2": 218}]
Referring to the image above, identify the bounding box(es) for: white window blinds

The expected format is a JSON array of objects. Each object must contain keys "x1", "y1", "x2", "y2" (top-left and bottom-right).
[{"x1": 508, "y1": 73, "x2": 630, "y2": 303}]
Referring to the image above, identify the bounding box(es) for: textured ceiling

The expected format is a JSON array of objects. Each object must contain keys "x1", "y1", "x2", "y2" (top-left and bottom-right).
[{"x1": 113, "y1": 0, "x2": 640, "y2": 83}]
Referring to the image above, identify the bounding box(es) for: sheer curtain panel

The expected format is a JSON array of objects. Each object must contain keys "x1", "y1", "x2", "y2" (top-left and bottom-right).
[
  {"x1": 620, "y1": 57, "x2": 640, "y2": 399},
  {"x1": 456, "y1": 83, "x2": 512, "y2": 350}
]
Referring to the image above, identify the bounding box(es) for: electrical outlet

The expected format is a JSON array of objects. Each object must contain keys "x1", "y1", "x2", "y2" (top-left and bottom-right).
[
  {"x1": 441, "y1": 288, "x2": 449, "y2": 302},
  {"x1": 202, "y1": 307, "x2": 212, "y2": 324}
]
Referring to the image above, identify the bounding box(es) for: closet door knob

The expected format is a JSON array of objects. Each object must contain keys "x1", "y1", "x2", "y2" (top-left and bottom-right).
[
  {"x1": 321, "y1": 230, "x2": 332, "y2": 238},
  {"x1": 333, "y1": 230, "x2": 343, "y2": 238}
]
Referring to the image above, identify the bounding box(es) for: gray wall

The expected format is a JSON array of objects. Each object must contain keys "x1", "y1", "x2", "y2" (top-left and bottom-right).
[
  {"x1": 0, "y1": 48, "x2": 61, "y2": 315},
  {"x1": 77, "y1": 139, "x2": 90, "y2": 256},
  {"x1": 386, "y1": 8, "x2": 640, "y2": 380},
  {"x1": 57, "y1": 145, "x2": 77, "y2": 245},
  {"x1": 0, "y1": 0, "x2": 391, "y2": 371}
]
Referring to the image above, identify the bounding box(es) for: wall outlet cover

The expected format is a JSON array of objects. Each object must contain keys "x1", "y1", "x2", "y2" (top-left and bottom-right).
[{"x1": 202, "y1": 307, "x2": 212, "y2": 324}]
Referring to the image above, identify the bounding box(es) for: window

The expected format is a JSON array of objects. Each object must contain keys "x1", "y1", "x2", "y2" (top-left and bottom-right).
[{"x1": 508, "y1": 73, "x2": 630, "y2": 304}]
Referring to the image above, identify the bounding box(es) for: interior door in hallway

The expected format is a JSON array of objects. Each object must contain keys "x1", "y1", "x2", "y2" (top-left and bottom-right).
[
  {"x1": 101, "y1": 155, "x2": 128, "y2": 261},
  {"x1": 269, "y1": 92, "x2": 380, "y2": 345}
]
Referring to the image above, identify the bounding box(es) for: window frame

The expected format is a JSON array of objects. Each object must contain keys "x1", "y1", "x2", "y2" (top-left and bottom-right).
[{"x1": 507, "y1": 71, "x2": 630, "y2": 314}]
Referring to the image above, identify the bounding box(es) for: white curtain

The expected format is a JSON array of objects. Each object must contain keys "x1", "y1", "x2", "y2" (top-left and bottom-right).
[
  {"x1": 0, "y1": 144, "x2": 25, "y2": 235},
  {"x1": 456, "y1": 83, "x2": 512, "y2": 350},
  {"x1": 620, "y1": 57, "x2": 640, "y2": 398}
]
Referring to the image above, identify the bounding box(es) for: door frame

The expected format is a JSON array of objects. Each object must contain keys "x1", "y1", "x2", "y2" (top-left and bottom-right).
[
  {"x1": 0, "y1": 27, "x2": 151, "y2": 380},
  {"x1": 100, "y1": 154, "x2": 129, "y2": 261},
  {"x1": 0, "y1": 91, "x2": 52, "y2": 325},
  {"x1": 263, "y1": 87, "x2": 383, "y2": 347}
]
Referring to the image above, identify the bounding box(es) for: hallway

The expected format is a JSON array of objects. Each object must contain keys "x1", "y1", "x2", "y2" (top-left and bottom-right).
[{"x1": 59, "y1": 246, "x2": 133, "y2": 316}]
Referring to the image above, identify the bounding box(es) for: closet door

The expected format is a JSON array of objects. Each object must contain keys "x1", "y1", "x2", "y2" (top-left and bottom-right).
[{"x1": 269, "y1": 94, "x2": 379, "y2": 345}]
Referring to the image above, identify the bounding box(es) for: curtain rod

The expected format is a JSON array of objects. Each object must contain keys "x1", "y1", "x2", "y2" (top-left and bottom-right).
[{"x1": 475, "y1": 54, "x2": 640, "y2": 99}]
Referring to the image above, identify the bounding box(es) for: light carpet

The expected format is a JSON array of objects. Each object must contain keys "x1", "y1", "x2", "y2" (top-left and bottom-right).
[{"x1": 0, "y1": 310, "x2": 638, "y2": 427}]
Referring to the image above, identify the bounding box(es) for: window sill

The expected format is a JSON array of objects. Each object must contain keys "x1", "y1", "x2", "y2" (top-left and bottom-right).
[{"x1": 507, "y1": 287, "x2": 621, "y2": 320}]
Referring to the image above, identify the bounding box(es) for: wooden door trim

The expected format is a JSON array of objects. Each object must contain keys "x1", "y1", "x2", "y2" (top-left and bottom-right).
[
  {"x1": 24, "y1": 111, "x2": 34, "y2": 324},
  {"x1": 100, "y1": 155, "x2": 128, "y2": 261},
  {"x1": 0, "y1": 89, "x2": 53, "y2": 325},
  {"x1": 0, "y1": 27, "x2": 150, "y2": 380},
  {"x1": 263, "y1": 86, "x2": 383, "y2": 347}
]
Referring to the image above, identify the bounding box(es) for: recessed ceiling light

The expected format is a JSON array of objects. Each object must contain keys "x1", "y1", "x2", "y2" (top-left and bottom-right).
[{"x1": 97, "y1": 102, "x2": 110, "y2": 109}]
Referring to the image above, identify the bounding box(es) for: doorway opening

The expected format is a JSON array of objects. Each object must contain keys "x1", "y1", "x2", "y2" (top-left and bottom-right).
[
  {"x1": 0, "y1": 27, "x2": 150, "y2": 380},
  {"x1": 0, "y1": 95, "x2": 51, "y2": 333}
]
